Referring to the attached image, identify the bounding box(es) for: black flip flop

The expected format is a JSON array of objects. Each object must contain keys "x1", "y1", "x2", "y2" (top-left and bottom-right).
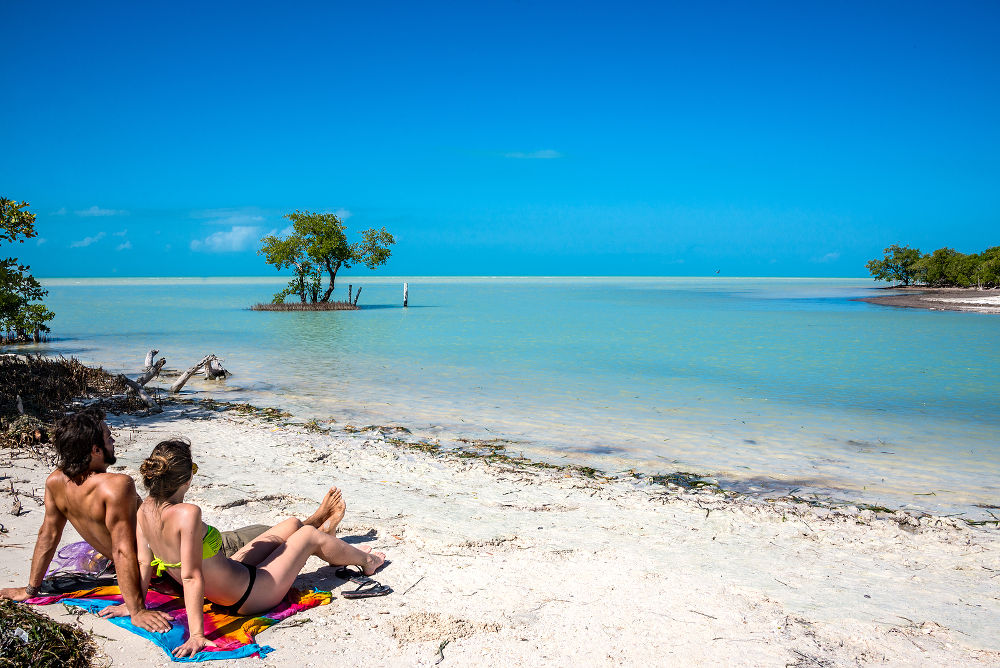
[
  {"x1": 334, "y1": 567, "x2": 392, "y2": 598},
  {"x1": 342, "y1": 580, "x2": 392, "y2": 599}
]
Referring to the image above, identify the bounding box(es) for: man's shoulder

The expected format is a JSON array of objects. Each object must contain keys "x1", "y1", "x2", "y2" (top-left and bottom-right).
[
  {"x1": 44, "y1": 469, "x2": 69, "y2": 488},
  {"x1": 91, "y1": 472, "x2": 137, "y2": 498}
]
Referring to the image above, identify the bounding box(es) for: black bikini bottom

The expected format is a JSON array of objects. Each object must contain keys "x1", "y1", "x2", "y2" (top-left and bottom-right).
[{"x1": 220, "y1": 563, "x2": 257, "y2": 614}]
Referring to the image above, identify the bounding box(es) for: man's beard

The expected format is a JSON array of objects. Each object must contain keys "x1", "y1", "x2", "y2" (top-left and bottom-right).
[{"x1": 101, "y1": 445, "x2": 117, "y2": 466}]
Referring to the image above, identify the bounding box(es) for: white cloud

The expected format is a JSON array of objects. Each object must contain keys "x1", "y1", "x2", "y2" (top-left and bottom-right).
[
  {"x1": 190, "y1": 226, "x2": 261, "y2": 253},
  {"x1": 75, "y1": 206, "x2": 127, "y2": 217},
  {"x1": 190, "y1": 208, "x2": 266, "y2": 226},
  {"x1": 209, "y1": 213, "x2": 264, "y2": 226},
  {"x1": 264, "y1": 225, "x2": 296, "y2": 238},
  {"x1": 116, "y1": 241, "x2": 132, "y2": 251},
  {"x1": 113, "y1": 229, "x2": 128, "y2": 237},
  {"x1": 331, "y1": 208, "x2": 351, "y2": 220},
  {"x1": 36, "y1": 237, "x2": 47, "y2": 246},
  {"x1": 51, "y1": 207, "x2": 67, "y2": 216},
  {"x1": 70, "y1": 232, "x2": 106, "y2": 248},
  {"x1": 504, "y1": 150, "x2": 563, "y2": 159},
  {"x1": 814, "y1": 252, "x2": 841, "y2": 263}
]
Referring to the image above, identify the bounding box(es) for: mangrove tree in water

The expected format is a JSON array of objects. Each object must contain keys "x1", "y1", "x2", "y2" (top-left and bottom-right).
[{"x1": 258, "y1": 210, "x2": 395, "y2": 305}]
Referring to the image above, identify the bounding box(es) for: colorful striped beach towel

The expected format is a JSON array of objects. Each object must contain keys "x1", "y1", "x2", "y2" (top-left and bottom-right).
[{"x1": 27, "y1": 584, "x2": 332, "y2": 662}]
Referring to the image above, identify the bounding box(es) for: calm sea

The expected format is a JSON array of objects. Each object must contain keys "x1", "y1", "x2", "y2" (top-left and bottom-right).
[{"x1": 18, "y1": 276, "x2": 1000, "y2": 519}]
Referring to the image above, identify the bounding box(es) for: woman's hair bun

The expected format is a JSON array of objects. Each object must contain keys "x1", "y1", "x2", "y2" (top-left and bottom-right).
[{"x1": 139, "y1": 454, "x2": 170, "y2": 479}]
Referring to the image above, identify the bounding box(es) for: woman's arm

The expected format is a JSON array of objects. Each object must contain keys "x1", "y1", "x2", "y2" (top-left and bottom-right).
[{"x1": 173, "y1": 504, "x2": 215, "y2": 658}]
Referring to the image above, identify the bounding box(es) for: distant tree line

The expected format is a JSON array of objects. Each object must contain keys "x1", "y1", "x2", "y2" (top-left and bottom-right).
[{"x1": 866, "y1": 244, "x2": 1000, "y2": 288}]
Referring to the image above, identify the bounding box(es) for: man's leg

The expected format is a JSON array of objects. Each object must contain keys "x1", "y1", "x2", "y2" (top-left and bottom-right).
[{"x1": 304, "y1": 487, "x2": 346, "y2": 535}]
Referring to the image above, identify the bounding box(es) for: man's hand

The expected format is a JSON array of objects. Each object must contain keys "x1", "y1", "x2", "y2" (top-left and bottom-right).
[
  {"x1": 128, "y1": 608, "x2": 173, "y2": 633},
  {"x1": 0, "y1": 587, "x2": 30, "y2": 602}
]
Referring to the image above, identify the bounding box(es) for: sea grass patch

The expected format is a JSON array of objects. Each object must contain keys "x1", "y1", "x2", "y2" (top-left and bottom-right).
[{"x1": 0, "y1": 599, "x2": 99, "y2": 668}]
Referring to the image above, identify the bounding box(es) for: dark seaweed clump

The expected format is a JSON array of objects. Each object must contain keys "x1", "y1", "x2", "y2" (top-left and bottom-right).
[
  {"x1": 0, "y1": 599, "x2": 99, "y2": 668},
  {"x1": 0, "y1": 355, "x2": 150, "y2": 451}
]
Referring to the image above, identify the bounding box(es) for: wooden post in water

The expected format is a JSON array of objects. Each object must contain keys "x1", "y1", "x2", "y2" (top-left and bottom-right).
[
  {"x1": 353, "y1": 287, "x2": 362, "y2": 306},
  {"x1": 403, "y1": 282, "x2": 409, "y2": 308},
  {"x1": 348, "y1": 284, "x2": 353, "y2": 304}
]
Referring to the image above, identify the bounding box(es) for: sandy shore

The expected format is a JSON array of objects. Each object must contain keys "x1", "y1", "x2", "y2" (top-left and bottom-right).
[
  {"x1": 2, "y1": 404, "x2": 999, "y2": 666},
  {"x1": 857, "y1": 286, "x2": 1000, "y2": 314}
]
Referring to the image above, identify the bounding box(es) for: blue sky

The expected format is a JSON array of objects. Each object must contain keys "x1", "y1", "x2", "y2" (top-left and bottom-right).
[{"x1": 2, "y1": 1, "x2": 997, "y2": 277}]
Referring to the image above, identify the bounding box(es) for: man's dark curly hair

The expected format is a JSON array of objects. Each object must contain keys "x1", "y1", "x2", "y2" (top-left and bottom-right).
[{"x1": 52, "y1": 406, "x2": 106, "y2": 480}]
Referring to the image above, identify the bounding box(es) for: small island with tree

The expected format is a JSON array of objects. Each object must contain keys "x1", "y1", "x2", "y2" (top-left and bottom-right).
[
  {"x1": 253, "y1": 210, "x2": 395, "y2": 311},
  {"x1": 859, "y1": 244, "x2": 1000, "y2": 314}
]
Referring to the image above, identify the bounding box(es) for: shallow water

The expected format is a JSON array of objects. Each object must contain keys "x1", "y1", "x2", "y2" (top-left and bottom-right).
[{"x1": 19, "y1": 276, "x2": 1000, "y2": 519}]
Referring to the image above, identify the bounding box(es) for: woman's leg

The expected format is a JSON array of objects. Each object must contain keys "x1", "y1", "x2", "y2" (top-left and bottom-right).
[
  {"x1": 228, "y1": 517, "x2": 303, "y2": 566},
  {"x1": 237, "y1": 525, "x2": 385, "y2": 614}
]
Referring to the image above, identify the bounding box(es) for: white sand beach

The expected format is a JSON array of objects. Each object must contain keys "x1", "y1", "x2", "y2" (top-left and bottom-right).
[{"x1": 2, "y1": 404, "x2": 999, "y2": 667}]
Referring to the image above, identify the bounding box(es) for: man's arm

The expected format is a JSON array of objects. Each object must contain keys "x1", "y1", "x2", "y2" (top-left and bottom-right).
[
  {"x1": 0, "y1": 475, "x2": 67, "y2": 601},
  {"x1": 102, "y1": 476, "x2": 171, "y2": 632}
]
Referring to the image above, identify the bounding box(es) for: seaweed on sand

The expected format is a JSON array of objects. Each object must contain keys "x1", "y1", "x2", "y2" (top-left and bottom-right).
[
  {"x1": 0, "y1": 599, "x2": 99, "y2": 668},
  {"x1": 857, "y1": 503, "x2": 896, "y2": 514},
  {"x1": 343, "y1": 424, "x2": 412, "y2": 435},
  {"x1": 180, "y1": 398, "x2": 292, "y2": 422},
  {"x1": 453, "y1": 438, "x2": 564, "y2": 472},
  {"x1": 644, "y1": 471, "x2": 723, "y2": 492}
]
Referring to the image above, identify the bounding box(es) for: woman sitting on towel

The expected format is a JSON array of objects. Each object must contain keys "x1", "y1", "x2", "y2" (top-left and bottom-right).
[{"x1": 133, "y1": 438, "x2": 385, "y2": 657}]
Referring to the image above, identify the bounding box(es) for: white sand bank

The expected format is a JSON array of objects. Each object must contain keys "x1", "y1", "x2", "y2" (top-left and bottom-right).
[
  {"x1": 927, "y1": 295, "x2": 1000, "y2": 306},
  {"x1": 2, "y1": 404, "x2": 999, "y2": 666}
]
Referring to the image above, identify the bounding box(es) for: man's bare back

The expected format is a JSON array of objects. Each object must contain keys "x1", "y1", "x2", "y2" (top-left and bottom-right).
[{"x1": 43, "y1": 468, "x2": 137, "y2": 559}]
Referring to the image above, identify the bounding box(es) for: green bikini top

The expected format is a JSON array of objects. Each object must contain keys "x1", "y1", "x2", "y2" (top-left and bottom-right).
[{"x1": 150, "y1": 525, "x2": 222, "y2": 576}]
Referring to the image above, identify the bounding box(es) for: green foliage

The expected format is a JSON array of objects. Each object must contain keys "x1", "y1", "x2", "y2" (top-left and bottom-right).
[
  {"x1": 258, "y1": 211, "x2": 395, "y2": 304},
  {"x1": 865, "y1": 244, "x2": 921, "y2": 286},
  {"x1": 868, "y1": 243, "x2": 1000, "y2": 288},
  {"x1": 0, "y1": 198, "x2": 54, "y2": 342}
]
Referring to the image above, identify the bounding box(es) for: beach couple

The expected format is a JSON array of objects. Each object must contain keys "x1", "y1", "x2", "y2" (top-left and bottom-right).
[{"x1": 0, "y1": 407, "x2": 386, "y2": 657}]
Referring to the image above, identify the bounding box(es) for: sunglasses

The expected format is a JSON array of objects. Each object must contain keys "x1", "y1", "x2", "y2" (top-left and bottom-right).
[{"x1": 191, "y1": 462, "x2": 199, "y2": 475}]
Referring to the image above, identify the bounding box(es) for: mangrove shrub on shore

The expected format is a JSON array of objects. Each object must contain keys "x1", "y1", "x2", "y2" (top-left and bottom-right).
[
  {"x1": 0, "y1": 198, "x2": 54, "y2": 343},
  {"x1": 866, "y1": 244, "x2": 1000, "y2": 288},
  {"x1": 258, "y1": 210, "x2": 395, "y2": 305}
]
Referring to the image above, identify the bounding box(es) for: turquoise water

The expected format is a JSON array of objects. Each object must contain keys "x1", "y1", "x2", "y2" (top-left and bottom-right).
[{"x1": 16, "y1": 276, "x2": 1000, "y2": 518}]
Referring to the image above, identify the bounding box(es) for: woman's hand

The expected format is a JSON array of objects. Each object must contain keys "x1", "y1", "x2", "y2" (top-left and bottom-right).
[
  {"x1": 97, "y1": 603, "x2": 130, "y2": 618},
  {"x1": 172, "y1": 633, "x2": 217, "y2": 658}
]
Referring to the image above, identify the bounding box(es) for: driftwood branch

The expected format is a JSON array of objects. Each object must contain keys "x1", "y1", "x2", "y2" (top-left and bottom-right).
[
  {"x1": 170, "y1": 355, "x2": 215, "y2": 393},
  {"x1": 205, "y1": 357, "x2": 229, "y2": 380},
  {"x1": 136, "y1": 358, "x2": 166, "y2": 386},
  {"x1": 353, "y1": 287, "x2": 362, "y2": 306},
  {"x1": 144, "y1": 349, "x2": 160, "y2": 371},
  {"x1": 119, "y1": 374, "x2": 162, "y2": 413}
]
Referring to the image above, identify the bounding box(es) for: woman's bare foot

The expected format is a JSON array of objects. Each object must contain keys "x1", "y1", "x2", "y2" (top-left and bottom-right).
[
  {"x1": 363, "y1": 551, "x2": 386, "y2": 576},
  {"x1": 320, "y1": 489, "x2": 347, "y2": 535}
]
